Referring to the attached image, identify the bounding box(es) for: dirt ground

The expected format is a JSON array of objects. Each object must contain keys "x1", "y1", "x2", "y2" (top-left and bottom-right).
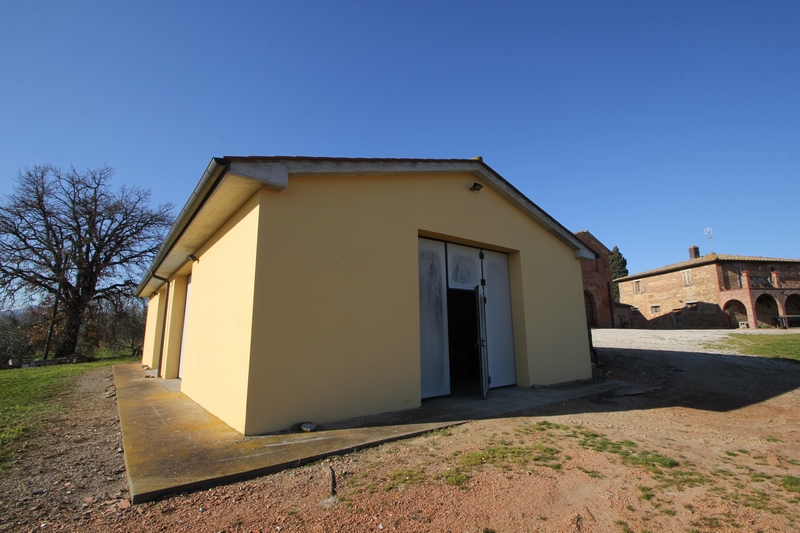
[{"x1": 1, "y1": 329, "x2": 799, "y2": 533}]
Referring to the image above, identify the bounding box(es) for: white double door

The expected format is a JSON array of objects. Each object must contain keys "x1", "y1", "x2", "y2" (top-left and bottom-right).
[{"x1": 419, "y1": 238, "x2": 516, "y2": 399}]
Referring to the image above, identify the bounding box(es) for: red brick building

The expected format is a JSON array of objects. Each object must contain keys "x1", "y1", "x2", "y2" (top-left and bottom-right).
[
  {"x1": 617, "y1": 246, "x2": 800, "y2": 329},
  {"x1": 574, "y1": 231, "x2": 615, "y2": 328}
]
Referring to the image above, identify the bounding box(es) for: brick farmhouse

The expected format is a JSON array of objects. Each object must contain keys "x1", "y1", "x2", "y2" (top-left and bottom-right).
[
  {"x1": 616, "y1": 246, "x2": 800, "y2": 329},
  {"x1": 574, "y1": 231, "x2": 615, "y2": 328}
]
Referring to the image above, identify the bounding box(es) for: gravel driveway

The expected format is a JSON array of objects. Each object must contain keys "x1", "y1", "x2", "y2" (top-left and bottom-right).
[{"x1": 592, "y1": 326, "x2": 795, "y2": 354}]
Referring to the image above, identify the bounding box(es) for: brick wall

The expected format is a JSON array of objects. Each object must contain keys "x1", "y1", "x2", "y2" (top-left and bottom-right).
[
  {"x1": 620, "y1": 257, "x2": 800, "y2": 330},
  {"x1": 618, "y1": 263, "x2": 725, "y2": 328},
  {"x1": 575, "y1": 232, "x2": 614, "y2": 328},
  {"x1": 722, "y1": 261, "x2": 800, "y2": 290},
  {"x1": 721, "y1": 264, "x2": 742, "y2": 290}
]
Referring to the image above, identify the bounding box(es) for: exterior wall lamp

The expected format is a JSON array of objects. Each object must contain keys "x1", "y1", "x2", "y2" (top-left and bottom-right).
[
  {"x1": 469, "y1": 182, "x2": 483, "y2": 192},
  {"x1": 187, "y1": 254, "x2": 198, "y2": 262}
]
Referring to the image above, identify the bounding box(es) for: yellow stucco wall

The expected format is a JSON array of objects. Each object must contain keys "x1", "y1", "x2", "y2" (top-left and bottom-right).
[
  {"x1": 520, "y1": 229, "x2": 593, "y2": 385},
  {"x1": 143, "y1": 170, "x2": 592, "y2": 435},
  {"x1": 240, "y1": 172, "x2": 591, "y2": 434},
  {"x1": 141, "y1": 290, "x2": 164, "y2": 369},
  {"x1": 176, "y1": 195, "x2": 261, "y2": 433}
]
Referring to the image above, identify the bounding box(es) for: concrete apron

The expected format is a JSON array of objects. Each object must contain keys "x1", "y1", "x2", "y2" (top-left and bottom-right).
[{"x1": 114, "y1": 363, "x2": 628, "y2": 504}]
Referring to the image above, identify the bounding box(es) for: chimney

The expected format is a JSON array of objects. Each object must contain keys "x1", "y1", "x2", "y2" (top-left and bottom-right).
[{"x1": 689, "y1": 245, "x2": 700, "y2": 259}]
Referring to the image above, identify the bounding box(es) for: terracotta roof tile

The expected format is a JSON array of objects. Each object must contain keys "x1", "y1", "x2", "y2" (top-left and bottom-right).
[{"x1": 615, "y1": 253, "x2": 800, "y2": 282}]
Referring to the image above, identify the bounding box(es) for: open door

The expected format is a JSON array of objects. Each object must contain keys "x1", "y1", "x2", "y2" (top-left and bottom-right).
[
  {"x1": 475, "y1": 285, "x2": 490, "y2": 399},
  {"x1": 419, "y1": 238, "x2": 515, "y2": 400}
]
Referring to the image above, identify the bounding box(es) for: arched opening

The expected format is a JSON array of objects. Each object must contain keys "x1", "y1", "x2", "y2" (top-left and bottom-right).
[
  {"x1": 755, "y1": 294, "x2": 779, "y2": 328},
  {"x1": 723, "y1": 300, "x2": 748, "y2": 328},
  {"x1": 785, "y1": 294, "x2": 800, "y2": 328},
  {"x1": 584, "y1": 291, "x2": 597, "y2": 328}
]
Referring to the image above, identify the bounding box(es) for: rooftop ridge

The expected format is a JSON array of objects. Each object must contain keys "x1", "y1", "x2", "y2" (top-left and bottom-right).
[{"x1": 616, "y1": 253, "x2": 800, "y2": 282}]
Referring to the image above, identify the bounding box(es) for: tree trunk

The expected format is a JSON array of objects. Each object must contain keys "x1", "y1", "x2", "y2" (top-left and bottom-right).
[
  {"x1": 41, "y1": 298, "x2": 60, "y2": 360},
  {"x1": 55, "y1": 303, "x2": 85, "y2": 358}
]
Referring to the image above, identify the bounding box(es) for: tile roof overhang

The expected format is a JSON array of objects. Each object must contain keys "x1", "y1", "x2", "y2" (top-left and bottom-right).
[
  {"x1": 615, "y1": 253, "x2": 800, "y2": 283},
  {"x1": 136, "y1": 156, "x2": 595, "y2": 297},
  {"x1": 573, "y1": 230, "x2": 612, "y2": 257}
]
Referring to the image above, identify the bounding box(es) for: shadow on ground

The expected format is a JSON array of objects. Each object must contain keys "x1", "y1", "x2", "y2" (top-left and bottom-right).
[
  {"x1": 535, "y1": 347, "x2": 800, "y2": 417},
  {"x1": 331, "y1": 347, "x2": 800, "y2": 429}
]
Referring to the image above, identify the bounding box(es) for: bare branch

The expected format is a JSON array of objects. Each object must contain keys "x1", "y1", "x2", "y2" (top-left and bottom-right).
[{"x1": 0, "y1": 164, "x2": 173, "y2": 356}]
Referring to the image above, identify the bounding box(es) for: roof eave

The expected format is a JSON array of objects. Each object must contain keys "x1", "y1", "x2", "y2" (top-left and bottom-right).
[
  {"x1": 136, "y1": 157, "x2": 593, "y2": 296},
  {"x1": 135, "y1": 158, "x2": 228, "y2": 297}
]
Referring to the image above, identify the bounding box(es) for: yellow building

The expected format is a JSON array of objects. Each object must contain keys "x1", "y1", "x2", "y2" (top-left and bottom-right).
[{"x1": 137, "y1": 157, "x2": 594, "y2": 435}]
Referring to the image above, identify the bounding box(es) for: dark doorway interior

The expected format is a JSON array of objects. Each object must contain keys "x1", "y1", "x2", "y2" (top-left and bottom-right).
[{"x1": 447, "y1": 289, "x2": 481, "y2": 395}]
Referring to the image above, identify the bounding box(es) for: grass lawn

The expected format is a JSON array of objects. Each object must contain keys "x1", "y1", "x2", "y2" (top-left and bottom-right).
[
  {"x1": 705, "y1": 333, "x2": 800, "y2": 362},
  {"x1": 0, "y1": 356, "x2": 137, "y2": 469}
]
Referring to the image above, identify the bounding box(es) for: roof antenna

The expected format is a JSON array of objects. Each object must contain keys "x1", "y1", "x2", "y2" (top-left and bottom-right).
[{"x1": 704, "y1": 227, "x2": 714, "y2": 253}]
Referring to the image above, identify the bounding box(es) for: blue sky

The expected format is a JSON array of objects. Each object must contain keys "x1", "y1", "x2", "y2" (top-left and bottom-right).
[{"x1": 2, "y1": 1, "x2": 798, "y2": 274}]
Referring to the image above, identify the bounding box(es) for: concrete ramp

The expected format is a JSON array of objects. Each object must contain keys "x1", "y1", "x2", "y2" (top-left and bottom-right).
[{"x1": 115, "y1": 364, "x2": 454, "y2": 503}]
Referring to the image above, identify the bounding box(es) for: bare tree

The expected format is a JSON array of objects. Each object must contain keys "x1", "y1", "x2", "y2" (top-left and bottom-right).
[
  {"x1": 93, "y1": 295, "x2": 148, "y2": 357},
  {"x1": 0, "y1": 165, "x2": 172, "y2": 358}
]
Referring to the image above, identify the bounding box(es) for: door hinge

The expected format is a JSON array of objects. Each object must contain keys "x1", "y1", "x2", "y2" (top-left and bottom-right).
[
  {"x1": 488, "y1": 376, "x2": 491, "y2": 384},
  {"x1": 483, "y1": 296, "x2": 487, "y2": 304},
  {"x1": 479, "y1": 251, "x2": 485, "y2": 259},
  {"x1": 481, "y1": 278, "x2": 486, "y2": 286}
]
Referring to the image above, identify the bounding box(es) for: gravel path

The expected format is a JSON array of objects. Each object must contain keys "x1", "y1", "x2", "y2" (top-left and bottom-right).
[{"x1": 592, "y1": 327, "x2": 794, "y2": 354}]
